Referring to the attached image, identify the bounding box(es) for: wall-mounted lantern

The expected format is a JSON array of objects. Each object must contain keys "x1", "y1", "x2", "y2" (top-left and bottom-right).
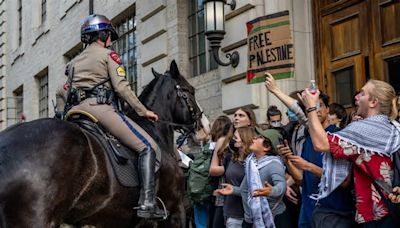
[{"x1": 204, "y1": 0, "x2": 239, "y2": 68}]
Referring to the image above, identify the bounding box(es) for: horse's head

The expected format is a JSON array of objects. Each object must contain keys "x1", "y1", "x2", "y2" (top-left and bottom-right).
[{"x1": 140, "y1": 60, "x2": 210, "y2": 139}]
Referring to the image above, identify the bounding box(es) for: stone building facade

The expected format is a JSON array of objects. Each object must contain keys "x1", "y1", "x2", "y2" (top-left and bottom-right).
[{"x1": 0, "y1": 0, "x2": 323, "y2": 129}]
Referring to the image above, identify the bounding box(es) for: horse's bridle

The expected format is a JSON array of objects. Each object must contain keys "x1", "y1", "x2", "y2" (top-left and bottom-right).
[{"x1": 157, "y1": 83, "x2": 203, "y2": 134}]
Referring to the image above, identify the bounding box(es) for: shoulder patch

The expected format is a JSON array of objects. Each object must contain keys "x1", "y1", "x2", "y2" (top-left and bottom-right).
[
  {"x1": 116, "y1": 66, "x2": 126, "y2": 77},
  {"x1": 63, "y1": 82, "x2": 69, "y2": 91},
  {"x1": 110, "y1": 51, "x2": 122, "y2": 65}
]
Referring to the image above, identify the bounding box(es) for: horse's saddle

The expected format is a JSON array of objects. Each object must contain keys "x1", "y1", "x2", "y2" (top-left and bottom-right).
[{"x1": 65, "y1": 110, "x2": 140, "y2": 187}]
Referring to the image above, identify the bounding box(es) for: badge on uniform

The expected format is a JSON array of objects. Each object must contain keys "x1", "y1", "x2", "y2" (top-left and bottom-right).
[
  {"x1": 117, "y1": 66, "x2": 126, "y2": 77},
  {"x1": 63, "y1": 82, "x2": 69, "y2": 91},
  {"x1": 110, "y1": 51, "x2": 122, "y2": 65}
]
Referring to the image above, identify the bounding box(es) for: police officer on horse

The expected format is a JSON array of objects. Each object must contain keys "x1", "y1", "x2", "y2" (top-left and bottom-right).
[{"x1": 62, "y1": 14, "x2": 167, "y2": 220}]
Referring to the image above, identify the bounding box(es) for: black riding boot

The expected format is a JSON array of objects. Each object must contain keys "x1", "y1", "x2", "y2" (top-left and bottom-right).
[{"x1": 137, "y1": 147, "x2": 168, "y2": 220}]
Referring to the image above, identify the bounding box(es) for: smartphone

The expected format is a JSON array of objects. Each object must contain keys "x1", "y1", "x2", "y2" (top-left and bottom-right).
[
  {"x1": 375, "y1": 179, "x2": 392, "y2": 194},
  {"x1": 278, "y1": 137, "x2": 284, "y2": 145}
]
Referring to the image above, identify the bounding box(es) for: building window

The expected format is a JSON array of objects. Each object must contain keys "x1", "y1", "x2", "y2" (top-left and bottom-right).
[
  {"x1": 41, "y1": 0, "x2": 47, "y2": 24},
  {"x1": 113, "y1": 15, "x2": 137, "y2": 92},
  {"x1": 188, "y1": 0, "x2": 218, "y2": 77},
  {"x1": 64, "y1": 43, "x2": 84, "y2": 62},
  {"x1": 387, "y1": 56, "x2": 400, "y2": 95},
  {"x1": 9, "y1": 86, "x2": 23, "y2": 124},
  {"x1": 18, "y1": 0, "x2": 22, "y2": 46},
  {"x1": 333, "y1": 66, "x2": 355, "y2": 107},
  {"x1": 38, "y1": 74, "x2": 48, "y2": 118}
]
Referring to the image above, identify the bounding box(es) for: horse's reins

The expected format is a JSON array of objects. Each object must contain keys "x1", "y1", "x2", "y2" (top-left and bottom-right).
[{"x1": 156, "y1": 119, "x2": 195, "y2": 128}]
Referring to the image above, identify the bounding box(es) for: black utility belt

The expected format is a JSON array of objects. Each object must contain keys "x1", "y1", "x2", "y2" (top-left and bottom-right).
[{"x1": 69, "y1": 87, "x2": 115, "y2": 105}]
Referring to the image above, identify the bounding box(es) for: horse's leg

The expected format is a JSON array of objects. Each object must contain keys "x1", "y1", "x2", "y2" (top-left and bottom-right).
[{"x1": 157, "y1": 159, "x2": 187, "y2": 228}]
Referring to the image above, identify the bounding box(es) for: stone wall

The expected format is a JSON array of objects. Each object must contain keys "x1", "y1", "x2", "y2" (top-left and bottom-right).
[{"x1": 1, "y1": 0, "x2": 315, "y2": 129}]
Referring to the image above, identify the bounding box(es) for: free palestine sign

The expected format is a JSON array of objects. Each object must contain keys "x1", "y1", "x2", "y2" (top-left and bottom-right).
[{"x1": 246, "y1": 10, "x2": 295, "y2": 84}]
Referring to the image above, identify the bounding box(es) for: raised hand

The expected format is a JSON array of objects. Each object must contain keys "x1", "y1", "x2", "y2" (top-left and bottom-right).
[
  {"x1": 301, "y1": 88, "x2": 320, "y2": 109},
  {"x1": 264, "y1": 72, "x2": 279, "y2": 93}
]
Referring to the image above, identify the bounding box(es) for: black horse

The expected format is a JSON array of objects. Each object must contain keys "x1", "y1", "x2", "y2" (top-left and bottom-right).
[{"x1": 0, "y1": 60, "x2": 210, "y2": 228}]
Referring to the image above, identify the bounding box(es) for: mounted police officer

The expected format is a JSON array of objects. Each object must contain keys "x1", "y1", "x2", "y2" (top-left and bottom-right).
[{"x1": 65, "y1": 14, "x2": 167, "y2": 220}]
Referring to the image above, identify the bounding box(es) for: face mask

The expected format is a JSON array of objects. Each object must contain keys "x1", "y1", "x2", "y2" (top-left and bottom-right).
[
  {"x1": 270, "y1": 121, "x2": 282, "y2": 128},
  {"x1": 228, "y1": 139, "x2": 239, "y2": 153},
  {"x1": 287, "y1": 110, "x2": 298, "y2": 121}
]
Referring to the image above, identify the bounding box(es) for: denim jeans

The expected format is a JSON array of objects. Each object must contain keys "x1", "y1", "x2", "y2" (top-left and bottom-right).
[{"x1": 193, "y1": 203, "x2": 208, "y2": 228}]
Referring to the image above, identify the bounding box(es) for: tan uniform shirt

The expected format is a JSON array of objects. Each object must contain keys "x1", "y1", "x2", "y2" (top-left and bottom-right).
[{"x1": 71, "y1": 42, "x2": 148, "y2": 116}]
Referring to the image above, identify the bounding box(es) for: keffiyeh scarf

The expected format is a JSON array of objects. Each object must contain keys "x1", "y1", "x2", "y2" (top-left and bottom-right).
[
  {"x1": 312, "y1": 115, "x2": 400, "y2": 200},
  {"x1": 246, "y1": 154, "x2": 283, "y2": 228}
]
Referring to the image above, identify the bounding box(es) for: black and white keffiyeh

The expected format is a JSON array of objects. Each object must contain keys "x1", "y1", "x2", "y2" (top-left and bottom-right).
[
  {"x1": 334, "y1": 115, "x2": 400, "y2": 156},
  {"x1": 312, "y1": 115, "x2": 400, "y2": 201}
]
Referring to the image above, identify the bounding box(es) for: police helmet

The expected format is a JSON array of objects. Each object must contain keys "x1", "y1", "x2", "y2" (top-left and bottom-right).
[{"x1": 81, "y1": 14, "x2": 119, "y2": 44}]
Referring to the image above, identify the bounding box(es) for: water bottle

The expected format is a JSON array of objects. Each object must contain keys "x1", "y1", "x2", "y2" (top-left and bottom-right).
[
  {"x1": 309, "y1": 80, "x2": 317, "y2": 94},
  {"x1": 309, "y1": 80, "x2": 320, "y2": 110}
]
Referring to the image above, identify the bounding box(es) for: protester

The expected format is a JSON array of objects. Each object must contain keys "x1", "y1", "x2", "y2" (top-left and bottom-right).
[
  {"x1": 328, "y1": 103, "x2": 347, "y2": 128},
  {"x1": 345, "y1": 91, "x2": 363, "y2": 125},
  {"x1": 267, "y1": 105, "x2": 283, "y2": 128},
  {"x1": 208, "y1": 108, "x2": 258, "y2": 227},
  {"x1": 210, "y1": 108, "x2": 257, "y2": 179},
  {"x1": 283, "y1": 91, "x2": 302, "y2": 143},
  {"x1": 279, "y1": 91, "x2": 303, "y2": 225},
  {"x1": 233, "y1": 107, "x2": 258, "y2": 129},
  {"x1": 301, "y1": 80, "x2": 400, "y2": 226},
  {"x1": 215, "y1": 127, "x2": 287, "y2": 228},
  {"x1": 264, "y1": 73, "x2": 354, "y2": 228},
  {"x1": 207, "y1": 115, "x2": 234, "y2": 228},
  {"x1": 214, "y1": 127, "x2": 255, "y2": 227},
  {"x1": 248, "y1": 128, "x2": 289, "y2": 228}
]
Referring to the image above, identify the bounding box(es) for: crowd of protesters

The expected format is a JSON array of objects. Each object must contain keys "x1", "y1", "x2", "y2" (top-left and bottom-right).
[{"x1": 179, "y1": 72, "x2": 400, "y2": 228}]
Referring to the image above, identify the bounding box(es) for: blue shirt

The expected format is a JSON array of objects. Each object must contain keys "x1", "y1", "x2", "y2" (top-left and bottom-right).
[{"x1": 298, "y1": 125, "x2": 353, "y2": 228}]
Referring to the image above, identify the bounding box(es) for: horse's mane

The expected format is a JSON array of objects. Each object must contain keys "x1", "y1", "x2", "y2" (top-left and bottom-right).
[
  {"x1": 126, "y1": 74, "x2": 167, "y2": 151},
  {"x1": 125, "y1": 66, "x2": 193, "y2": 155},
  {"x1": 138, "y1": 75, "x2": 162, "y2": 102}
]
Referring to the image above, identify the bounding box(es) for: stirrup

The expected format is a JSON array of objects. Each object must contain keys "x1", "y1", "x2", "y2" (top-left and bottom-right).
[{"x1": 134, "y1": 196, "x2": 168, "y2": 220}]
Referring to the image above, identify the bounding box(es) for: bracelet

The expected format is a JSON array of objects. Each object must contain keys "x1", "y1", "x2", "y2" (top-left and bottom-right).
[{"x1": 306, "y1": 107, "x2": 317, "y2": 113}]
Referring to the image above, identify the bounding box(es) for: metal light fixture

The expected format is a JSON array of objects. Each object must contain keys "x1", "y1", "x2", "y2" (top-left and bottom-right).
[{"x1": 204, "y1": 0, "x2": 239, "y2": 68}]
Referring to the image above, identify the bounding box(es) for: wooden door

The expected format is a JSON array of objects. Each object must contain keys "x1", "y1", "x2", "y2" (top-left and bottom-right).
[
  {"x1": 371, "y1": 0, "x2": 400, "y2": 93},
  {"x1": 313, "y1": 0, "x2": 400, "y2": 107}
]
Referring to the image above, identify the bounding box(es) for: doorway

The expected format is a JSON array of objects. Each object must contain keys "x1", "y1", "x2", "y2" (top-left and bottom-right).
[{"x1": 312, "y1": 0, "x2": 400, "y2": 105}]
